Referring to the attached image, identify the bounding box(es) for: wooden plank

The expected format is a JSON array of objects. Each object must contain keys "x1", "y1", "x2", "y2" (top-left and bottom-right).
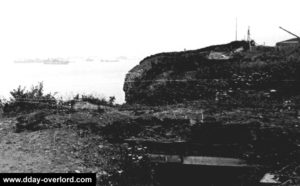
[
  {"x1": 148, "y1": 154, "x2": 182, "y2": 163},
  {"x1": 124, "y1": 138, "x2": 185, "y2": 144},
  {"x1": 183, "y1": 156, "x2": 249, "y2": 167},
  {"x1": 148, "y1": 154, "x2": 254, "y2": 168},
  {"x1": 124, "y1": 139, "x2": 241, "y2": 148}
]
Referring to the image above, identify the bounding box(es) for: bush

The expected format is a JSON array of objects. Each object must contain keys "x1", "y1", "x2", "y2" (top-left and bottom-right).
[
  {"x1": 3, "y1": 82, "x2": 57, "y2": 114},
  {"x1": 80, "y1": 94, "x2": 115, "y2": 106}
]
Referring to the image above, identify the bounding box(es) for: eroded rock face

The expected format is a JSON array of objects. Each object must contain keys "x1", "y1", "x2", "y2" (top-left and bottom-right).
[
  {"x1": 123, "y1": 41, "x2": 250, "y2": 104},
  {"x1": 124, "y1": 40, "x2": 300, "y2": 105}
]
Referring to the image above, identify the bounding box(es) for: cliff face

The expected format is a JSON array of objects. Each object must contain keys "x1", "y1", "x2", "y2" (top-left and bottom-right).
[{"x1": 124, "y1": 41, "x2": 300, "y2": 105}]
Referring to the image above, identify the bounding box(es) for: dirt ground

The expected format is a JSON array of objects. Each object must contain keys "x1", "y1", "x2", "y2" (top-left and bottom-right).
[
  {"x1": 0, "y1": 116, "x2": 121, "y2": 175},
  {"x1": 0, "y1": 102, "x2": 299, "y2": 185}
]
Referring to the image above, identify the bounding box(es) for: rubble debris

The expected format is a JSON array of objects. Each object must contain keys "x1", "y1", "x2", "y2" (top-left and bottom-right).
[
  {"x1": 72, "y1": 101, "x2": 99, "y2": 111},
  {"x1": 260, "y1": 173, "x2": 281, "y2": 184},
  {"x1": 208, "y1": 51, "x2": 231, "y2": 60},
  {"x1": 71, "y1": 101, "x2": 113, "y2": 112},
  {"x1": 234, "y1": 47, "x2": 244, "y2": 53}
]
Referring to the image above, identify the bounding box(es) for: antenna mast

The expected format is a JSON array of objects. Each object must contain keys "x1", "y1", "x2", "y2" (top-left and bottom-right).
[
  {"x1": 279, "y1": 26, "x2": 300, "y2": 39},
  {"x1": 247, "y1": 26, "x2": 252, "y2": 51},
  {"x1": 247, "y1": 26, "x2": 251, "y2": 41},
  {"x1": 235, "y1": 17, "x2": 238, "y2": 41}
]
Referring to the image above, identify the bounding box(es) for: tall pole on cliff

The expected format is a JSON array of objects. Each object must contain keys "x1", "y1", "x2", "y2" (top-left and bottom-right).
[
  {"x1": 247, "y1": 26, "x2": 250, "y2": 42},
  {"x1": 235, "y1": 17, "x2": 238, "y2": 41},
  {"x1": 248, "y1": 26, "x2": 252, "y2": 51}
]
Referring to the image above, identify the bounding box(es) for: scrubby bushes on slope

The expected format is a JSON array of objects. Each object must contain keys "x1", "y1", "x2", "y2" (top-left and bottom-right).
[{"x1": 3, "y1": 82, "x2": 57, "y2": 114}]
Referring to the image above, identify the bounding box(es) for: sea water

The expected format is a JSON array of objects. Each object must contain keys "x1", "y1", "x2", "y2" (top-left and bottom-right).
[{"x1": 0, "y1": 56, "x2": 139, "y2": 104}]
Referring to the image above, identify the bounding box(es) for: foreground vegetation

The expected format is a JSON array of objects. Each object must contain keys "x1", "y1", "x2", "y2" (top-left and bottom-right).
[{"x1": 0, "y1": 82, "x2": 116, "y2": 116}]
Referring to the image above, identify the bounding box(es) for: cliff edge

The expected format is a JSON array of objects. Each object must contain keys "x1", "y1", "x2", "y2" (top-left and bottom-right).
[{"x1": 124, "y1": 41, "x2": 300, "y2": 105}]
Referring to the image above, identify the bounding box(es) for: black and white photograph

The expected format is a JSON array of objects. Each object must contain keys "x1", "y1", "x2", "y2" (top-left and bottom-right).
[{"x1": 0, "y1": 0, "x2": 299, "y2": 185}]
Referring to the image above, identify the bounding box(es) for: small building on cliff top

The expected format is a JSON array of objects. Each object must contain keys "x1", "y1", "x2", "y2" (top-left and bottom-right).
[{"x1": 276, "y1": 38, "x2": 300, "y2": 51}]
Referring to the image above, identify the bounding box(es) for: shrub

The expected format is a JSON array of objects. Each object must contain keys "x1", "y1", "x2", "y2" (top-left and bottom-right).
[
  {"x1": 80, "y1": 94, "x2": 115, "y2": 106},
  {"x1": 109, "y1": 96, "x2": 116, "y2": 105},
  {"x1": 3, "y1": 82, "x2": 57, "y2": 114}
]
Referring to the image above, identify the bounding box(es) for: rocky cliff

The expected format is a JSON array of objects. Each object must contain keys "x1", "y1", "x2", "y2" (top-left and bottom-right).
[{"x1": 124, "y1": 41, "x2": 300, "y2": 105}]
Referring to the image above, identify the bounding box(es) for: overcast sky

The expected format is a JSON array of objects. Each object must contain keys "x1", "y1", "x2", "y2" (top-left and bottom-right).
[
  {"x1": 0, "y1": 0, "x2": 299, "y2": 59},
  {"x1": 0, "y1": 0, "x2": 299, "y2": 102}
]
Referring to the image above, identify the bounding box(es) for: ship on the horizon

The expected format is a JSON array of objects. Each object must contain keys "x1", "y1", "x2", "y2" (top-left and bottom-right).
[{"x1": 14, "y1": 58, "x2": 70, "y2": 65}]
